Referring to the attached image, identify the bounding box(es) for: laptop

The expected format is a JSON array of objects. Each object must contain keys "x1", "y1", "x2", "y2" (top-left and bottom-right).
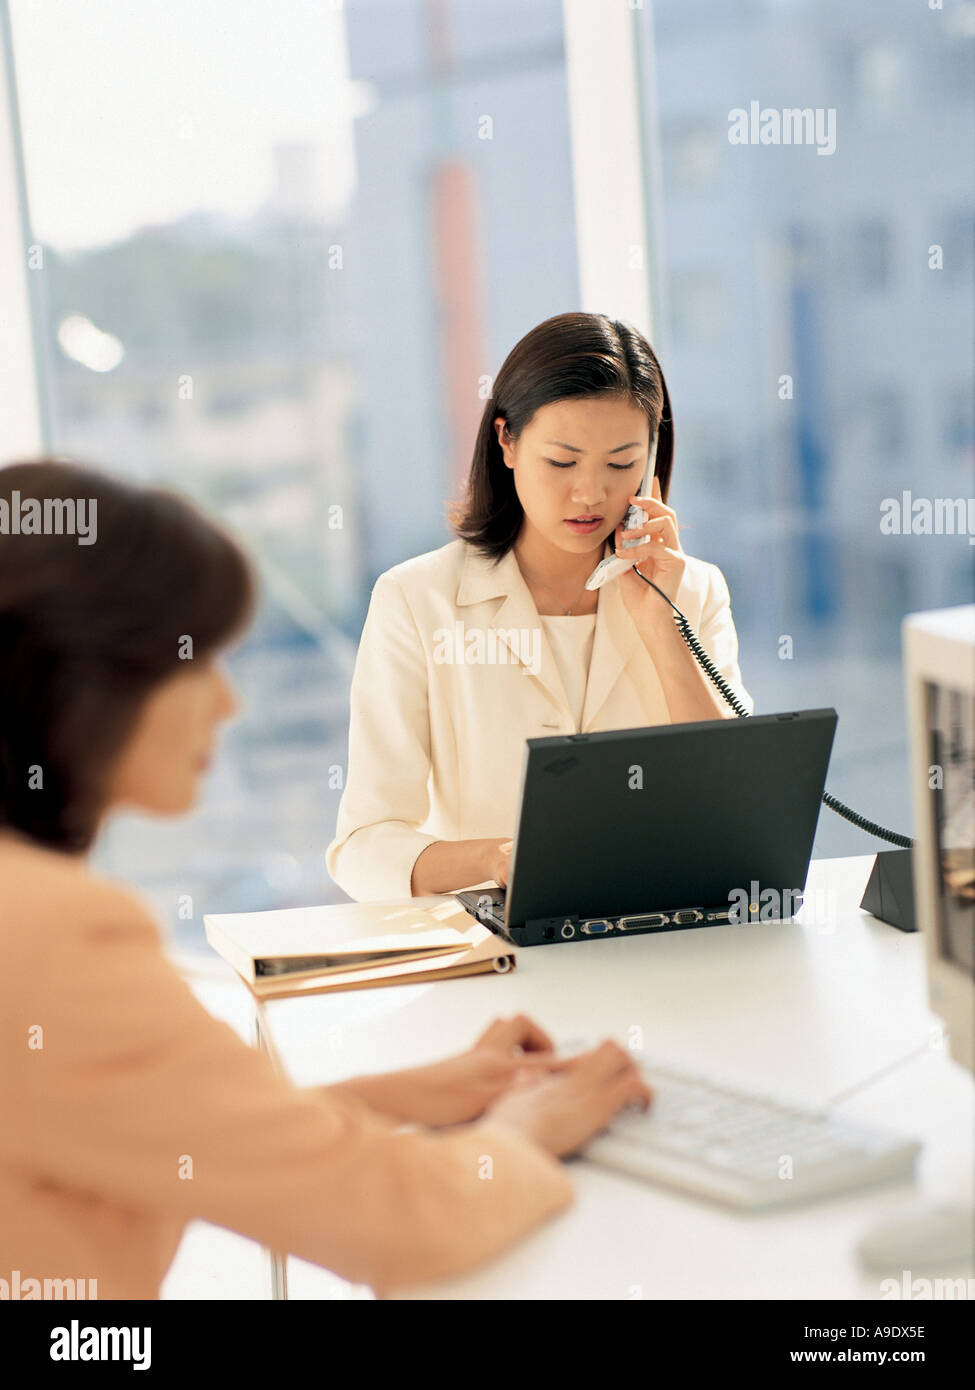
[{"x1": 455, "y1": 709, "x2": 838, "y2": 946}]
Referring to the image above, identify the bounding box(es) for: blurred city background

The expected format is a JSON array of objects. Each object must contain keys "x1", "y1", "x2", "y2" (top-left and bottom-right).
[{"x1": 3, "y1": 0, "x2": 972, "y2": 949}]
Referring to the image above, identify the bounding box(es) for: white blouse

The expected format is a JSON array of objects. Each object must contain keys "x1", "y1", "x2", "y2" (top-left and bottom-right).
[
  {"x1": 325, "y1": 538, "x2": 754, "y2": 901},
  {"x1": 538, "y1": 613, "x2": 597, "y2": 733}
]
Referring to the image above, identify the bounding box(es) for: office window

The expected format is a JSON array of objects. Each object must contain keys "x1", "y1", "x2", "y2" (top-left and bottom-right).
[
  {"x1": 7, "y1": 0, "x2": 972, "y2": 885},
  {"x1": 8, "y1": 0, "x2": 578, "y2": 945},
  {"x1": 675, "y1": 416, "x2": 737, "y2": 496},
  {"x1": 854, "y1": 41, "x2": 907, "y2": 126},
  {"x1": 842, "y1": 384, "x2": 907, "y2": 462},
  {"x1": 945, "y1": 381, "x2": 975, "y2": 462},
  {"x1": 928, "y1": 17, "x2": 975, "y2": 101},
  {"x1": 640, "y1": 0, "x2": 971, "y2": 855},
  {"x1": 662, "y1": 120, "x2": 721, "y2": 194},
  {"x1": 852, "y1": 219, "x2": 894, "y2": 293},
  {"x1": 940, "y1": 206, "x2": 975, "y2": 285},
  {"x1": 669, "y1": 266, "x2": 729, "y2": 347}
]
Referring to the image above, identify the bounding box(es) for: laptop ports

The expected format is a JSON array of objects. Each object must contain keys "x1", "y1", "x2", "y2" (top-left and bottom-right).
[
  {"x1": 581, "y1": 919, "x2": 612, "y2": 935},
  {"x1": 672, "y1": 909, "x2": 703, "y2": 925},
  {"x1": 617, "y1": 913, "x2": 670, "y2": 930}
]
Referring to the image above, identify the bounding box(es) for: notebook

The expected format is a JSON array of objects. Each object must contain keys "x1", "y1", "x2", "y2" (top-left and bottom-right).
[{"x1": 203, "y1": 896, "x2": 516, "y2": 998}]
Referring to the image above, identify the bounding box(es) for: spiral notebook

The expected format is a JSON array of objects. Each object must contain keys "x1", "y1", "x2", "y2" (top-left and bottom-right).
[{"x1": 203, "y1": 897, "x2": 516, "y2": 998}]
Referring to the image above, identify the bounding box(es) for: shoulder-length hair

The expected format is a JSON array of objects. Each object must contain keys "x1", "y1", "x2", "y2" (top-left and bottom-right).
[
  {"x1": 448, "y1": 311, "x2": 675, "y2": 561},
  {"x1": 0, "y1": 459, "x2": 256, "y2": 853}
]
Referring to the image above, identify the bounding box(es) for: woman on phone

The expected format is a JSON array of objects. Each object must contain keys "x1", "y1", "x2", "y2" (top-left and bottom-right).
[
  {"x1": 0, "y1": 459, "x2": 649, "y2": 1300},
  {"x1": 326, "y1": 312, "x2": 753, "y2": 902}
]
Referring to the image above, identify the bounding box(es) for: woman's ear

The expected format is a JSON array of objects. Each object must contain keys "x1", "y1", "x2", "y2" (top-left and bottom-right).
[{"x1": 494, "y1": 416, "x2": 515, "y2": 469}]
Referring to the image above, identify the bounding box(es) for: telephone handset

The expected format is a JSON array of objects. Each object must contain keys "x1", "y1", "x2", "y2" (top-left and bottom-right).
[
  {"x1": 585, "y1": 430, "x2": 660, "y2": 594},
  {"x1": 584, "y1": 436, "x2": 914, "y2": 849}
]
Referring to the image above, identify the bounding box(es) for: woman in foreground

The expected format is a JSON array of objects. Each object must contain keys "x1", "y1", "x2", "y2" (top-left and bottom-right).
[{"x1": 0, "y1": 459, "x2": 649, "y2": 1300}]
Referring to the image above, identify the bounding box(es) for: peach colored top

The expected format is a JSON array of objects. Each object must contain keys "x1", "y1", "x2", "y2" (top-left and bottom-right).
[{"x1": 0, "y1": 835, "x2": 573, "y2": 1299}]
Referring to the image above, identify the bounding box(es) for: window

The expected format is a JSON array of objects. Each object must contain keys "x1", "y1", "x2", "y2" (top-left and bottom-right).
[
  {"x1": 8, "y1": 0, "x2": 578, "y2": 944},
  {"x1": 7, "y1": 0, "x2": 971, "y2": 882},
  {"x1": 940, "y1": 206, "x2": 975, "y2": 284},
  {"x1": 640, "y1": 0, "x2": 970, "y2": 855},
  {"x1": 945, "y1": 381, "x2": 975, "y2": 460},
  {"x1": 662, "y1": 120, "x2": 721, "y2": 194},
  {"x1": 669, "y1": 266, "x2": 729, "y2": 347},
  {"x1": 852, "y1": 218, "x2": 893, "y2": 293},
  {"x1": 854, "y1": 42, "x2": 907, "y2": 125}
]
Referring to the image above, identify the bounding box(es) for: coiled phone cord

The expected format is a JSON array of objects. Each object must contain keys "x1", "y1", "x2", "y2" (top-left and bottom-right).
[{"x1": 633, "y1": 568, "x2": 915, "y2": 849}]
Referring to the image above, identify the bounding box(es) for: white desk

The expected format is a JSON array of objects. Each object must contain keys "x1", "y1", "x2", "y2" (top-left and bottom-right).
[{"x1": 219, "y1": 855, "x2": 975, "y2": 1299}]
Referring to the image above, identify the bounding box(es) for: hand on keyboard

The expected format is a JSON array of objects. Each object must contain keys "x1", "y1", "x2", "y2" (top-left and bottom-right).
[
  {"x1": 483, "y1": 1040, "x2": 653, "y2": 1159},
  {"x1": 488, "y1": 838, "x2": 513, "y2": 889}
]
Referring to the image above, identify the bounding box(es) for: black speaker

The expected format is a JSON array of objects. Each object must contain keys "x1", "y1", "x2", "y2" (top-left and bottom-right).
[{"x1": 859, "y1": 847, "x2": 917, "y2": 933}]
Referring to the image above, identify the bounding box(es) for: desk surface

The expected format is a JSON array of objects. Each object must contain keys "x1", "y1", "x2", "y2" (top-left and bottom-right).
[
  {"x1": 203, "y1": 855, "x2": 975, "y2": 1300},
  {"x1": 257, "y1": 857, "x2": 933, "y2": 1106}
]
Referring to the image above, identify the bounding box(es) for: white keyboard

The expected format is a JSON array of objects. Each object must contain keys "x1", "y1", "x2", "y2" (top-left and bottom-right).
[{"x1": 575, "y1": 1055, "x2": 920, "y2": 1210}]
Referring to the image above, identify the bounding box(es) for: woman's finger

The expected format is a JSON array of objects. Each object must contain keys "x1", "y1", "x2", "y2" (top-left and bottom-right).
[
  {"x1": 618, "y1": 519, "x2": 681, "y2": 557},
  {"x1": 508, "y1": 1014, "x2": 557, "y2": 1053},
  {"x1": 480, "y1": 1014, "x2": 555, "y2": 1055},
  {"x1": 621, "y1": 514, "x2": 669, "y2": 533},
  {"x1": 621, "y1": 517, "x2": 679, "y2": 543},
  {"x1": 569, "y1": 1038, "x2": 643, "y2": 1081},
  {"x1": 507, "y1": 1051, "x2": 572, "y2": 1071},
  {"x1": 628, "y1": 492, "x2": 677, "y2": 521}
]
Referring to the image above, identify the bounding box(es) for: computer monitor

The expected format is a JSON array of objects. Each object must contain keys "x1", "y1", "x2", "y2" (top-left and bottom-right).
[{"x1": 903, "y1": 604, "x2": 975, "y2": 1075}]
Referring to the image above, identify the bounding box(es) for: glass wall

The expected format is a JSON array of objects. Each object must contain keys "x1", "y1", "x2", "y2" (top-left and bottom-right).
[
  {"x1": 5, "y1": 0, "x2": 972, "y2": 938},
  {"x1": 635, "y1": 0, "x2": 974, "y2": 855},
  {"x1": 7, "y1": 0, "x2": 578, "y2": 945}
]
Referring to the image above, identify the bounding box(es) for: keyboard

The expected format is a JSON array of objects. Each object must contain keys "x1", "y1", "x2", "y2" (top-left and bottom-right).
[{"x1": 572, "y1": 1053, "x2": 920, "y2": 1210}]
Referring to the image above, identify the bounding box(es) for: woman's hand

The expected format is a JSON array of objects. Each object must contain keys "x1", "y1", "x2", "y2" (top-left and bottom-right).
[
  {"x1": 483, "y1": 1039, "x2": 653, "y2": 1158},
  {"x1": 357, "y1": 1014, "x2": 567, "y2": 1128},
  {"x1": 470, "y1": 1013, "x2": 555, "y2": 1057},
  {"x1": 486, "y1": 837, "x2": 513, "y2": 888},
  {"x1": 616, "y1": 475, "x2": 688, "y2": 625}
]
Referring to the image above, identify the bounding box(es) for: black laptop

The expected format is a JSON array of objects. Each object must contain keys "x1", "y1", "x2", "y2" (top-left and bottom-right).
[{"x1": 455, "y1": 709, "x2": 838, "y2": 946}]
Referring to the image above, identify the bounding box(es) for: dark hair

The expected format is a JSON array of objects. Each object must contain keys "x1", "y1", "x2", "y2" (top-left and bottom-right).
[
  {"x1": 449, "y1": 312, "x2": 675, "y2": 561},
  {"x1": 0, "y1": 459, "x2": 256, "y2": 852}
]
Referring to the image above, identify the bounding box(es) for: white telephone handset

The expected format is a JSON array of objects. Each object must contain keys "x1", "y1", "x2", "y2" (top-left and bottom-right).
[{"x1": 585, "y1": 430, "x2": 659, "y2": 592}]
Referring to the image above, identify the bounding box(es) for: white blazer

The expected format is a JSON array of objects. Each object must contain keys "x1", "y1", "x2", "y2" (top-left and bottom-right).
[{"x1": 325, "y1": 537, "x2": 753, "y2": 902}]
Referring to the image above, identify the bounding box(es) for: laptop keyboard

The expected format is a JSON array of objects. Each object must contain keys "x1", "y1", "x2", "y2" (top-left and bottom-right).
[{"x1": 456, "y1": 888, "x2": 506, "y2": 922}]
